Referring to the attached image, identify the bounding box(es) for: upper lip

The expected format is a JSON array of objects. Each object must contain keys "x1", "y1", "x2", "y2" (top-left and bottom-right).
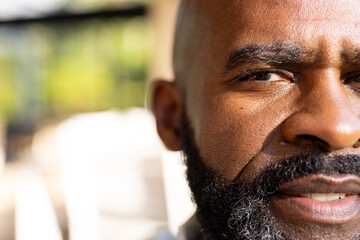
[{"x1": 277, "y1": 174, "x2": 360, "y2": 194}]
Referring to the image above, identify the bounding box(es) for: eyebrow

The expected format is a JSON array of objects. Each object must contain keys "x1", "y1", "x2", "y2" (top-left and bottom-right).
[
  {"x1": 341, "y1": 49, "x2": 360, "y2": 67},
  {"x1": 225, "y1": 43, "x2": 313, "y2": 71}
]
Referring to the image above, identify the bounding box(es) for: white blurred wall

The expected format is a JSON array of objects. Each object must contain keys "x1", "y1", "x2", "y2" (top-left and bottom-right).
[{"x1": 30, "y1": 108, "x2": 194, "y2": 240}]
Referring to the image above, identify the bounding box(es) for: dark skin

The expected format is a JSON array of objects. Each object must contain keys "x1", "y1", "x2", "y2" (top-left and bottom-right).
[{"x1": 153, "y1": 0, "x2": 360, "y2": 239}]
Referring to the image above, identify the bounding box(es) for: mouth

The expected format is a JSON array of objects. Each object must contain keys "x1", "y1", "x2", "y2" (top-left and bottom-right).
[{"x1": 270, "y1": 174, "x2": 360, "y2": 224}]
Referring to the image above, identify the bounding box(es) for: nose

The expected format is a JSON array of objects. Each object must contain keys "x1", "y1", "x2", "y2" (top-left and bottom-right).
[{"x1": 281, "y1": 71, "x2": 360, "y2": 151}]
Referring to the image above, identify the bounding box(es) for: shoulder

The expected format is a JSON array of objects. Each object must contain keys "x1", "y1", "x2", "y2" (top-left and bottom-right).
[{"x1": 177, "y1": 215, "x2": 202, "y2": 240}]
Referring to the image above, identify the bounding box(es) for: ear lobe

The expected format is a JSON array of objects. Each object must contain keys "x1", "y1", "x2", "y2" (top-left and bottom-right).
[{"x1": 152, "y1": 80, "x2": 182, "y2": 151}]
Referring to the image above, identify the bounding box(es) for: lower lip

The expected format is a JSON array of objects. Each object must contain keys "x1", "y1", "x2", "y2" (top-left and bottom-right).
[{"x1": 270, "y1": 194, "x2": 360, "y2": 223}]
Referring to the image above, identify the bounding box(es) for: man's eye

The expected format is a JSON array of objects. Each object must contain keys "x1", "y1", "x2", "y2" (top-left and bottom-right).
[
  {"x1": 248, "y1": 72, "x2": 282, "y2": 81},
  {"x1": 237, "y1": 71, "x2": 291, "y2": 82},
  {"x1": 344, "y1": 72, "x2": 360, "y2": 84}
]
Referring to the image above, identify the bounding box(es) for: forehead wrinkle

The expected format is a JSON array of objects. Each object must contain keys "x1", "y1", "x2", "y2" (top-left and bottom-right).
[{"x1": 225, "y1": 43, "x2": 315, "y2": 72}]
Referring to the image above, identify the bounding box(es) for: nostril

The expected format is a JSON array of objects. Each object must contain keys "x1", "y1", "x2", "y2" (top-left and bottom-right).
[
  {"x1": 297, "y1": 134, "x2": 321, "y2": 142},
  {"x1": 297, "y1": 134, "x2": 330, "y2": 150},
  {"x1": 281, "y1": 110, "x2": 360, "y2": 151}
]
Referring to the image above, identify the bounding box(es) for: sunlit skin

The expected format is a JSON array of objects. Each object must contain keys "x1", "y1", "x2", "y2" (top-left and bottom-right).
[{"x1": 153, "y1": 0, "x2": 360, "y2": 239}]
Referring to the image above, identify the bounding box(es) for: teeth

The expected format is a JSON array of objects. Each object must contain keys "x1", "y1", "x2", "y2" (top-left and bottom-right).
[
  {"x1": 299, "y1": 193, "x2": 311, "y2": 198},
  {"x1": 311, "y1": 193, "x2": 327, "y2": 201},
  {"x1": 299, "y1": 193, "x2": 346, "y2": 202}
]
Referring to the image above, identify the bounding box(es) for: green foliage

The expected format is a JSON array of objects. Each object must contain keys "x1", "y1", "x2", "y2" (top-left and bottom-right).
[
  {"x1": 0, "y1": 16, "x2": 150, "y2": 122},
  {"x1": 45, "y1": 17, "x2": 150, "y2": 115},
  {"x1": 0, "y1": 58, "x2": 17, "y2": 120}
]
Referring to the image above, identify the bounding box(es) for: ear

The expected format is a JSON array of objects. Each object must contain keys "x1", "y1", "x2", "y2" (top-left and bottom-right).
[{"x1": 152, "y1": 80, "x2": 182, "y2": 151}]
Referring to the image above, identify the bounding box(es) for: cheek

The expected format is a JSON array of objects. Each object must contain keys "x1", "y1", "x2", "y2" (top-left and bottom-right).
[{"x1": 195, "y1": 92, "x2": 294, "y2": 180}]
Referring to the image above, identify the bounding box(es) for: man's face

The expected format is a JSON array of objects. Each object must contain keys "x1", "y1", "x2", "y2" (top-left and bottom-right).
[{"x1": 153, "y1": 0, "x2": 360, "y2": 239}]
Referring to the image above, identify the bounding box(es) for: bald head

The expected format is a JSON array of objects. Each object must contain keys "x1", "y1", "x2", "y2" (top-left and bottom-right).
[
  {"x1": 173, "y1": 0, "x2": 262, "y2": 90},
  {"x1": 173, "y1": 0, "x2": 194, "y2": 89},
  {"x1": 173, "y1": 0, "x2": 212, "y2": 90}
]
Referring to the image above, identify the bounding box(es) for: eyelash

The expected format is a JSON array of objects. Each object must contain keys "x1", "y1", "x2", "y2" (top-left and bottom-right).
[
  {"x1": 230, "y1": 69, "x2": 296, "y2": 84},
  {"x1": 343, "y1": 72, "x2": 360, "y2": 84},
  {"x1": 229, "y1": 69, "x2": 360, "y2": 88}
]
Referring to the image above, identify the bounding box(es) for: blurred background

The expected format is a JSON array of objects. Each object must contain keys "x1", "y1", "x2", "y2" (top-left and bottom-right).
[{"x1": 0, "y1": 0, "x2": 195, "y2": 239}]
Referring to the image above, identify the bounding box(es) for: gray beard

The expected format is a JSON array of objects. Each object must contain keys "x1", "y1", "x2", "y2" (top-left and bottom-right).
[{"x1": 181, "y1": 110, "x2": 360, "y2": 240}]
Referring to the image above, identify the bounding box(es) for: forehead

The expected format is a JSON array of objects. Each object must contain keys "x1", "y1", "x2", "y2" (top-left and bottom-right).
[
  {"x1": 196, "y1": 0, "x2": 360, "y2": 61},
  {"x1": 207, "y1": 0, "x2": 360, "y2": 37}
]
